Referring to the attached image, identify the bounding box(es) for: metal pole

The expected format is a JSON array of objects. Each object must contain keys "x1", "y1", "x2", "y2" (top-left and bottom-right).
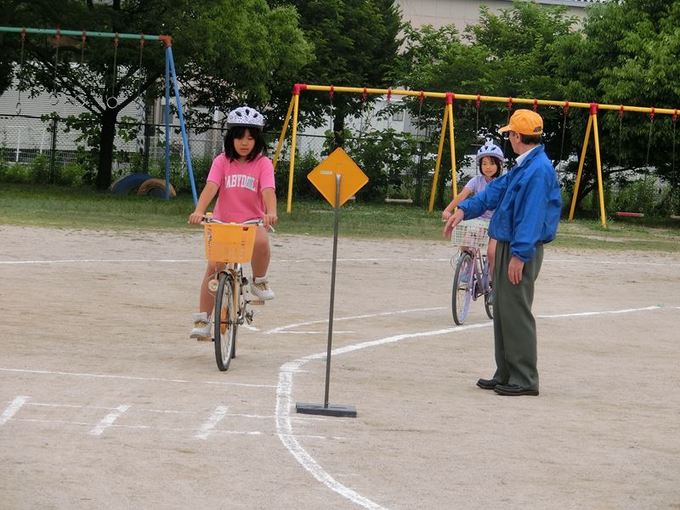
[
  {"x1": 167, "y1": 46, "x2": 198, "y2": 204},
  {"x1": 164, "y1": 49, "x2": 171, "y2": 200},
  {"x1": 324, "y1": 173, "x2": 342, "y2": 408},
  {"x1": 569, "y1": 112, "x2": 594, "y2": 221},
  {"x1": 428, "y1": 105, "x2": 449, "y2": 212},
  {"x1": 0, "y1": 26, "x2": 163, "y2": 42},
  {"x1": 286, "y1": 92, "x2": 300, "y2": 213},
  {"x1": 273, "y1": 95, "x2": 295, "y2": 172}
]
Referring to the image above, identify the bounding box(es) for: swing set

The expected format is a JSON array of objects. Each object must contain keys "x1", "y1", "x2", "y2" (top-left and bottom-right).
[
  {"x1": 274, "y1": 83, "x2": 679, "y2": 227},
  {"x1": 1, "y1": 26, "x2": 198, "y2": 204}
]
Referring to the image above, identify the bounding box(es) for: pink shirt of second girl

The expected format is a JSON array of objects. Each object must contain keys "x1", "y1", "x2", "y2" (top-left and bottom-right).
[{"x1": 207, "y1": 153, "x2": 276, "y2": 223}]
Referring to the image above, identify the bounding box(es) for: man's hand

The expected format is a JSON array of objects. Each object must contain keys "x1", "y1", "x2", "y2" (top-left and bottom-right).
[
  {"x1": 508, "y1": 256, "x2": 524, "y2": 285},
  {"x1": 443, "y1": 209, "x2": 464, "y2": 239}
]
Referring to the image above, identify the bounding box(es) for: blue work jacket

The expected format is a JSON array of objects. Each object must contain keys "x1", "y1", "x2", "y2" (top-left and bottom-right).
[{"x1": 459, "y1": 145, "x2": 562, "y2": 262}]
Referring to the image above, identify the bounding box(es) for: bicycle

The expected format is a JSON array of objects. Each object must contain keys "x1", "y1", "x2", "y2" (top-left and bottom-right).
[
  {"x1": 450, "y1": 219, "x2": 493, "y2": 325},
  {"x1": 203, "y1": 217, "x2": 265, "y2": 371}
]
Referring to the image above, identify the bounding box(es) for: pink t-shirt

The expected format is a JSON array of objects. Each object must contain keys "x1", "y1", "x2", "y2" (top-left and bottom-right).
[{"x1": 207, "y1": 153, "x2": 275, "y2": 223}]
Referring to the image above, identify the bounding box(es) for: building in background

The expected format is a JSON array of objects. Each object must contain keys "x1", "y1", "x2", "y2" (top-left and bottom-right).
[{"x1": 399, "y1": 0, "x2": 603, "y2": 31}]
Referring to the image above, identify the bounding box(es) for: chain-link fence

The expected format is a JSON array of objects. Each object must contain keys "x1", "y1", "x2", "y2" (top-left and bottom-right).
[
  {"x1": 0, "y1": 112, "x2": 224, "y2": 182},
  {"x1": 0, "y1": 112, "x2": 452, "y2": 206}
]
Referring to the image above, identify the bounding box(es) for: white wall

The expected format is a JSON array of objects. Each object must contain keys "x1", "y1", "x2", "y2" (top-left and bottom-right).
[{"x1": 397, "y1": 0, "x2": 596, "y2": 31}]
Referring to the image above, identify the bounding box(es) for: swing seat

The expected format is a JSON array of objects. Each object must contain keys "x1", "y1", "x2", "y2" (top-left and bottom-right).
[{"x1": 615, "y1": 211, "x2": 644, "y2": 218}]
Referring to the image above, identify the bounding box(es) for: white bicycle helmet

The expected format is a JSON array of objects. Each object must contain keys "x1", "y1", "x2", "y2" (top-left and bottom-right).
[
  {"x1": 226, "y1": 106, "x2": 265, "y2": 129},
  {"x1": 476, "y1": 142, "x2": 505, "y2": 164}
]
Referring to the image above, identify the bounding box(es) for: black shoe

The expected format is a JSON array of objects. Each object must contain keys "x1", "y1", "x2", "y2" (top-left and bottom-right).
[
  {"x1": 493, "y1": 383, "x2": 539, "y2": 396},
  {"x1": 476, "y1": 378, "x2": 502, "y2": 390}
]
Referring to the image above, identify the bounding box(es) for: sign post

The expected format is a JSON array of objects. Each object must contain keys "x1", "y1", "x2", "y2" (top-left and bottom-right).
[{"x1": 296, "y1": 148, "x2": 368, "y2": 418}]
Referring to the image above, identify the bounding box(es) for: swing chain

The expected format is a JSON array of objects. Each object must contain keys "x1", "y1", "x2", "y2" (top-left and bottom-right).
[
  {"x1": 16, "y1": 29, "x2": 27, "y2": 114},
  {"x1": 416, "y1": 91, "x2": 425, "y2": 140},
  {"x1": 80, "y1": 31, "x2": 87, "y2": 65},
  {"x1": 50, "y1": 28, "x2": 61, "y2": 105},
  {"x1": 558, "y1": 102, "x2": 569, "y2": 171},
  {"x1": 618, "y1": 106, "x2": 624, "y2": 168},
  {"x1": 645, "y1": 107, "x2": 655, "y2": 166},
  {"x1": 672, "y1": 110, "x2": 678, "y2": 180},
  {"x1": 328, "y1": 84, "x2": 335, "y2": 139},
  {"x1": 107, "y1": 34, "x2": 120, "y2": 109}
]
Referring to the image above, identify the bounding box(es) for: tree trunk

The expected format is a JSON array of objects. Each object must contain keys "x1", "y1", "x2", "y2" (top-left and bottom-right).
[{"x1": 96, "y1": 108, "x2": 117, "y2": 190}]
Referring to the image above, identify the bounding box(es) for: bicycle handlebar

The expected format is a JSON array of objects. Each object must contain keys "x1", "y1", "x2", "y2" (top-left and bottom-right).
[{"x1": 201, "y1": 216, "x2": 274, "y2": 232}]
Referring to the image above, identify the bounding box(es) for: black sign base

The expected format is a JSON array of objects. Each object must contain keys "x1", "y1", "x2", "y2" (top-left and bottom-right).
[{"x1": 296, "y1": 402, "x2": 357, "y2": 418}]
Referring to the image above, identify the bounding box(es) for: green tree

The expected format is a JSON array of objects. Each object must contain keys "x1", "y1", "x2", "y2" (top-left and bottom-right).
[
  {"x1": 394, "y1": 2, "x2": 577, "y2": 208},
  {"x1": 268, "y1": 0, "x2": 403, "y2": 146},
  {"x1": 554, "y1": 0, "x2": 680, "y2": 209},
  {"x1": 1, "y1": 0, "x2": 311, "y2": 189}
]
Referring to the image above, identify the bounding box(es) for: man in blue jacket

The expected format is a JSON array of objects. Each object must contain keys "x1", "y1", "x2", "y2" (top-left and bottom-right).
[{"x1": 444, "y1": 109, "x2": 561, "y2": 396}]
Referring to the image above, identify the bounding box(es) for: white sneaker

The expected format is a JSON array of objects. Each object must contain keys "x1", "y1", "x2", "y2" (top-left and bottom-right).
[
  {"x1": 250, "y1": 276, "x2": 275, "y2": 301},
  {"x1": 190, "y1": 312, "x2": 211, "y2": 340}
]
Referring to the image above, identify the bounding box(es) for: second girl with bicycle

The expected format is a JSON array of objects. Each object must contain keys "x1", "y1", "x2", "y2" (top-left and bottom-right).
[{"x1": 443, "y1": 141, "x2": 505, "y2": 276}]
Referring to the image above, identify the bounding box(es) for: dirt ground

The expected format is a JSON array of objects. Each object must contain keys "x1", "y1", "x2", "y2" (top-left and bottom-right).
[{"x1": 1, "y1": 224, "x2": 679, "y2": 510}]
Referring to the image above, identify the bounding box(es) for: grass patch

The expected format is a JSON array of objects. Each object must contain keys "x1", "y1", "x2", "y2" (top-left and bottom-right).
[{"x1": 1, "y1": 183, "x2": 678, "y2": 252}]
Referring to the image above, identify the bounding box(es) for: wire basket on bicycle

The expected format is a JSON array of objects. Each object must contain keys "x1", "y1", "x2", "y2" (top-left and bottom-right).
[{"x1": 450, "y1": 219, "x2": 490, "y2": 251}]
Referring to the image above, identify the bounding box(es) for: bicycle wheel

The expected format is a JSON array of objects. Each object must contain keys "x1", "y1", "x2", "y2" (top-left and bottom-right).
[
  {"x1": 214, "y1": 272, "x2": 237, "y2": 371},
  {"x1": 481, "y1": 257, "x2": 494, "y2": 321},
  {"x1": 452, "y1": 251, "x2": 474, "y2": 325}
]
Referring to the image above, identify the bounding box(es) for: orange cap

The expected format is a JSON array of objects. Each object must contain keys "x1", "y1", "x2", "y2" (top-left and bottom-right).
[{"x1": 498, "y1": 109, "x2": 543, "y2": 136}]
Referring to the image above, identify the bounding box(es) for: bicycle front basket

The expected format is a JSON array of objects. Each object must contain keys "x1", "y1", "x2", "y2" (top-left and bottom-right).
[
  {"x1": 451, "y1": 219, "x2": 489, "y2": 250},
  {"x1": 204, "y1": 223, "x2": 257, "y2": 263}
]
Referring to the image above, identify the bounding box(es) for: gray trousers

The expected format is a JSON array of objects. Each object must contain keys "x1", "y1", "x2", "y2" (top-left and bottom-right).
[{"x1": 492, "y1": 241, "x2": 544, "y2": 390}]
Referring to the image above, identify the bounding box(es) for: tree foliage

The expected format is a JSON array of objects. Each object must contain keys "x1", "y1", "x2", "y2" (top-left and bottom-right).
[
  {"x1": 268, "y1": 0, "x2": 403, "y2": 145},
  {"x1": 554, "y1": 0, "x2": 680, "y2": 204},
  {"x1": 1, "y1": 0, "x2": 311, "y2": 188},
  {"x1": 396, "y1": 0, "x2": 680, "y2": 212},
  {"x1": 395, "y1": 2, "x2": 577, "y2": 208}
]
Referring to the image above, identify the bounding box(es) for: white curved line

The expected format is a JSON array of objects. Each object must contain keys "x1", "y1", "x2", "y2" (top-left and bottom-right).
[
  {"x1": 276, "y1": 322, "x2": 489, "y2": 509},
  {"x1": 275, "y1": 304, "x2": 669, "y2": 508},
  {"x1": 265, "y1": 307, "x2": 445, "y2": 335}
]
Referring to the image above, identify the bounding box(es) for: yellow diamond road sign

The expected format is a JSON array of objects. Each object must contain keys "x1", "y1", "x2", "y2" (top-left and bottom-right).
[{"x1": 307, "y1": 147, "x2": 368, "y2": 207}]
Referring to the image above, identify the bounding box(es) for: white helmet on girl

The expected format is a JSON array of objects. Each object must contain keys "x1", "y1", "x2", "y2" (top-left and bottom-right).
[
  {"x1": 226, "y1": 106, "x2": 265, "y2": 129},
  {"x1": 476, "y1": 142, "x2": 505, "y2": 164}
]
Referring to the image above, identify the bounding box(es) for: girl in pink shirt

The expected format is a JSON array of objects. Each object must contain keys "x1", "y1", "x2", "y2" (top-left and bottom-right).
[{"x1": 188, "y1": 106, "x2": 277, "y2": 339}]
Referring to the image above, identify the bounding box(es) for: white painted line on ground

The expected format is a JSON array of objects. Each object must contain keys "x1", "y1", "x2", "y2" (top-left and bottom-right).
[
  {"x1": 0, "y1": 368, "x2": 275, "y2": 389},
  {"x1": 0, "y1": 396, "x2": 30, "y2": 426},
  {"x1": 275, "y1": 304, "x2": 676, "y2": 510},
  {"x1": 547, "y1": 258, "x2": 680, "y2": 267},
  {"x1": 538, "y1": 305, "x2": 663, "y2": 319},
  {"x1": 0, "y1": 258, "x2": 199, "y2": 265},
  {"x1": 13, "y1": 418, "x2": 339, "y2": 440},
  {"x1": 276, "y1": 330, "x2": 355, "y2": 335},
  {"x1": 3, "y1": 256, "x2": 679, "y2": 267},
  {"x1": 265, "y1": 307, "x2": 446, "y2": 335},
  {"x1": 195, "y1": 405, "x2": 229, "y2": 440},
  {"x1": 18, "y1": 418, "x2": 93, "y2": 426},
  {"x1": 13, "y1": 418, "x2": 264, "y2": 436},
  {"x1": 89, "y1": 404, "x2": 130, "y2": 436},
  {"x1": 275, "y1": 321, "x2": 489, "y2": 510},
  {"x1": 27, "y1": 402, "x2": 117, "y2": 410}
]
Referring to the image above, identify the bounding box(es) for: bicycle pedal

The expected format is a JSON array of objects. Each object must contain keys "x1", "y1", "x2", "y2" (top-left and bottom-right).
[{"x1": 248, "y1": 299, "x2": 265, "y2": 306}]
